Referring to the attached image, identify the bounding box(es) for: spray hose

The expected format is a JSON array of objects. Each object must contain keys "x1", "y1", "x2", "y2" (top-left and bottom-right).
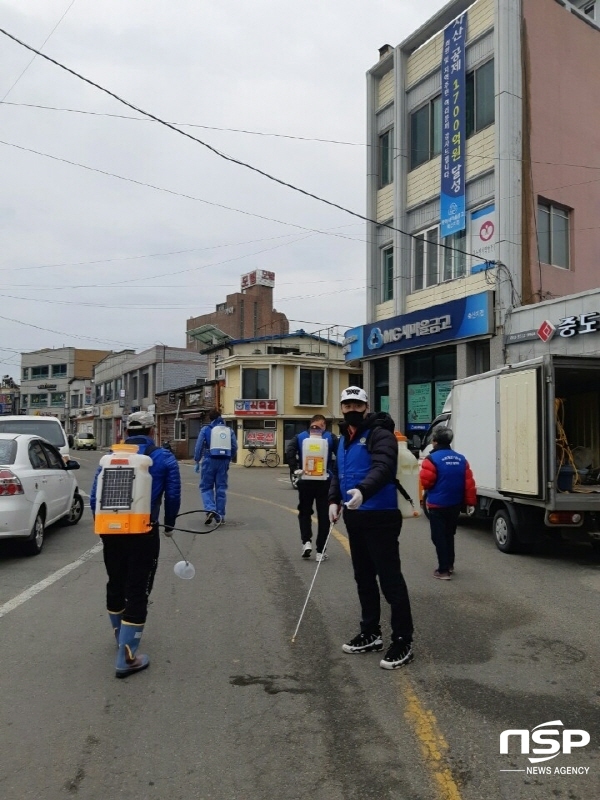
[{"x1": 152, "y1": 509, "x2": 224, "y2": 535}]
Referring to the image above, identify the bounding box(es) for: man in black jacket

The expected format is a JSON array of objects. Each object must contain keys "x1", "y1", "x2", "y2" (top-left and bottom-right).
[{"x1": 329, "y1": 387, "x2": 414, "y2": 670}]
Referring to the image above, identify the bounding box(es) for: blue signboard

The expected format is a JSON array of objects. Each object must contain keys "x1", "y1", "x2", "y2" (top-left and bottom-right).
[
  {"x1": 356, "y1": 292, "x2": 493, "y2": 359},
  {"x1": 440, "y1": 13, "x2": 467, "y2": 238},
  {"x1": 342, "y1": 326, "x2": 364, "y2": 361}
]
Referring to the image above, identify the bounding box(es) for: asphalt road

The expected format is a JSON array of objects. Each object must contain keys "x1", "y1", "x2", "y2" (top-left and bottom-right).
[{"x1": 0, "y1": 453, "x2": 598, "y2": 800}]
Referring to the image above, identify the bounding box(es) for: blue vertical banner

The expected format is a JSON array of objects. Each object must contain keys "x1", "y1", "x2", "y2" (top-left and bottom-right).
[{"x1": 440, "y1": 13, "x2": 466, "y2": 239}]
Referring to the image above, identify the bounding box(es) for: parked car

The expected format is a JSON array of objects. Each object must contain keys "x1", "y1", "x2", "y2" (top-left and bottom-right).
[
  {"x1": 74, "y1": 432, "x2": 97, "y2": 450},
  {"x1": 0, "y1": 415, "x2": 73, "y2": 460},
  {"x1": 0, "y1": 433, "x2": 84, "y2": 555}
]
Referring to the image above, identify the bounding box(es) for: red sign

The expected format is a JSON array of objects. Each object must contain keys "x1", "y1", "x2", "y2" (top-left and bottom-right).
[
  {"x1": 244, "y1": 430, "x2": 276, "y2": 447},
  {"x1": 234, "y1": 399, "x2": 277, "y2": 416},
  {"x1": 537, "y1": 320, "x2": 556, "y2": 343}
]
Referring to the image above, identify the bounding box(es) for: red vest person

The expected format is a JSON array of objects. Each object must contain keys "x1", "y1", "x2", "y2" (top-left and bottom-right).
[{"x1": 419, "y1": 426, "x2": 476, "y2": 580}]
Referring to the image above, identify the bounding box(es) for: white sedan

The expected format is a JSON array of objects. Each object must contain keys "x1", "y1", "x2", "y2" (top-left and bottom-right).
[{"x1": 0, "y1": 433, "x2": 84, "y2": 555}]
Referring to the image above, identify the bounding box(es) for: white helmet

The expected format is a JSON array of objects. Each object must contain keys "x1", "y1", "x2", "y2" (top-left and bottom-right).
[{"x1": 340, "y1": 386, "x2": 368, "y2": 404}]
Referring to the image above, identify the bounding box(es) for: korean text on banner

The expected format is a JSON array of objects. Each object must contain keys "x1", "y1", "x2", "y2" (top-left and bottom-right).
[{"x1": 440, "y1": 13, "x2": 466, "y2": 239}]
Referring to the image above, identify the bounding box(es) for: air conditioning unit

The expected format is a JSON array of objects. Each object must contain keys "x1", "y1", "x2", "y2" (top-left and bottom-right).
[{"x1": 215, "y1": 368, "x2": 225, "y2": 379}]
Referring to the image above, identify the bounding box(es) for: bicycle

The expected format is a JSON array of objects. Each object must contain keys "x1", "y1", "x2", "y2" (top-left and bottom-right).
[{"x1": 243, "y1": 446, "x2": 281, "y2": 468}]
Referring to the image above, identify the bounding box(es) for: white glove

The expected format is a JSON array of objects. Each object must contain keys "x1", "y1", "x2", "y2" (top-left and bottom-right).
[
  {"x1": 294, "y1": 469, "x2": 303, "y2": 476},
  {"x1": 345, "y1": 488, "x2": 363, "y2": 511},
  {"x1": 466, "y1": 505, "x2": 475, "y2": 516},
  {"x1": 329, "y1": 504, "x2": 340, "y2": 523}
]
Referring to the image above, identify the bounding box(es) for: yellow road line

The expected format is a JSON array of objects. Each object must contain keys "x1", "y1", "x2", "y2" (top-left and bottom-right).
[{"x1": 190, "y1": 483, "x2": 462, "y2": 800}]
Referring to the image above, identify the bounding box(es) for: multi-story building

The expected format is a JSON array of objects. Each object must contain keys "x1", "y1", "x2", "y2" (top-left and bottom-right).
[
  {"x1": 0, "y1": 375, "x2": 19, "y2": 416},
  {"x1": 356, "y1": 0, "x2": 600, "y2": 441},
  {"x1": 187, "y1": 270, "x2": 289, "y2": 350},
  {"x1": 20, "y1": 348, "x2": 111, "y2": 428},
  {"x1": 201, "y1": 331, "x2": 362, "y2": 462},
  {"x1": 92, "y1": 346, "x2": 208, "y2": 447}
]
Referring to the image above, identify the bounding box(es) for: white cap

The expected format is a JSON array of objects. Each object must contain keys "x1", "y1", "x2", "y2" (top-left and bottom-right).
[
  {"x1": 340, "y1": 386, "x2": 368, "y2": 404},
  {"x1": 127, "y1": 410, "x2": 155, "y2": 429}
]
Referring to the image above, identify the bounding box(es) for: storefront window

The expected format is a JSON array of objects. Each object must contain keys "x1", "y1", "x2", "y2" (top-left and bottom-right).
[
  {"x1": 374, "y1": 359, "x2": 389, "y2": 413},
  {"x1": 404, "y1": 348, "x2": 456, "y2": 433}
]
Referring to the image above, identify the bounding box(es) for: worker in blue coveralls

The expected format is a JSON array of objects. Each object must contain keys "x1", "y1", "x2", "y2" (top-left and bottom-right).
[{"x1": 194, "y1": 408, "x2": 238, "y2": 525}]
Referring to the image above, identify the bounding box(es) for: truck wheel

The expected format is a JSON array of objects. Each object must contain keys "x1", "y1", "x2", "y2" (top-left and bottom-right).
[{"x1": 493, "y1": 508, "x2": 520, "y2": 554}]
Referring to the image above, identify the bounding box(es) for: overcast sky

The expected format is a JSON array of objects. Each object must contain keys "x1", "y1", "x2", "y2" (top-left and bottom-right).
[{"x1": 0, "y1": 0, "x2": 444, "y2": 380}]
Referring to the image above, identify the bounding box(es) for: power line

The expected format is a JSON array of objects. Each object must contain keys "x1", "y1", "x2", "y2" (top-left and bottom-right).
[
  {"x1": 0, "y1": 0, "x2": 76, "y2": 102},
  {"x1": 0, "y1": 25, "x2": 492, "y2": 266},
  {"x1": 0, "y1": 138, "x2": 364, "y2": 244},
  {"x1": 4, "y1": 98, "x2": 600, "y2": 173}
]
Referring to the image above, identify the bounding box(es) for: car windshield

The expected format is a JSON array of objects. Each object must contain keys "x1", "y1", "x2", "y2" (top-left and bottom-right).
[
  {"x1": 0, "y1": 440, "x2": 17, "y2": 465},
  {"x1": 0, "y1": 420, "x2": 66, "y2": 447}
]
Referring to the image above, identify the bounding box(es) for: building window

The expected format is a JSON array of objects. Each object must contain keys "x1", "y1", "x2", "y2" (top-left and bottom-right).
[
  {"x1": 142, "y1": 372, "x2": 149, "y2": 399},
  {"x1": 410, "y1": 95, "x2": 441, "y2": 170},
  {"x1": 104, "y1": 381, "x2": 113, "y2": 402},
  {"x1": 466, "y1": 59, "x2": 495, "y2": 137},
  {"x1": 175, "y1": 419, "x2": 187, "y2": 440},
  {"x1": 242, "y1": 368, "x2": 269, "y2": 399},
  {"x1": 413, "y1": 226, "x2": 440, "y2": 291},
  {"x1": 131, "y1": 376, "x2": 138, "y2": 401},
  {"x1": 298, "y1": 368, "x2": 324, "y2": 406},
  {"x1": 21, "y1": 394, "x2": 28, "y2": 407},
  {"x1": 538, "y1": 201, "x2": 570, "y2": 269},
  {"x1": 51, "y1": 364, "x2": 67, "y2": 377},
  {"x1": 379, "y1": 129, "x2": 394, "y2": 187},
  {"x1": 31, "y1": 365, "x2": 49, "y2": 380},
  {"x1": 71, "y1": 394, "x2": 81, "y2": 409},
  {"x1": 22, "y1": 368, "x2": 29, "y2": 381},
  {"x1": 442, "y1": 229, "x2": 467, "y2": 281},
  {"x1": 30, "y1": 393, "x2": 48, "y2": 408},
  {"x1": 382, "y1": 246, "x2": 394, "y2": 302},
  {"x1": 349, "y1": 373, "x2": 364, "y2": 387},
  {"x1": 50, "y1": 392, "x2": 66, "y2": 407},
  {"x1": 373, "y1": 358, "x2": 389, "y2": 413}
]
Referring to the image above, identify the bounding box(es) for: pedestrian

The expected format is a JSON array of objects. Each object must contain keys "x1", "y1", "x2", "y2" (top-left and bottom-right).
[
  {"x1": 194, "y1": 408, "x2": 238, "y2": 524},
  {"x1": 285, "y1": 414, "x2": 338, "y2": 562},
  {"x1": 419, "y1": 426, "x2": 476, "y2": 580},
  {"x1": 90, "y1": 410, "x2": 181, "y2": 678},
  {"x1": 328, "y1": 387, "x2": 414, "y2": 670}
]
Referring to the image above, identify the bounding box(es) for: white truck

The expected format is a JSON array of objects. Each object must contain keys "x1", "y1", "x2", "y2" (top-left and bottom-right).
[{"x1": 419, "y1": 354, "x2": 600, "y2": 553}]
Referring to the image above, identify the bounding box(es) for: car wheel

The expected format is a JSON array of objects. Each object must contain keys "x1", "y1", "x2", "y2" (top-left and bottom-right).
[
  {"x1": 24, "y1": 511, "x2": 45, "y2": 556},
  {"x1": 64, "y1": 493, "x2": 84, "y2": 526},
  {"x1": 493, "y1": 508, "x2": 520, "y2": 554}
]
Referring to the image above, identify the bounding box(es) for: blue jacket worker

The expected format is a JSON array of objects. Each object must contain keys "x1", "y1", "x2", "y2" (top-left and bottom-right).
[
  {"x1": 194, "y1": 408, "x2": 238, "y2": 524},
  {"x1": 328, "y1": 387, "x2": 414, "y2": 671},
  {"x1": 90, "y1": 410, "x2": 181, "y2": 678},
  {"x1": 285, "y1": 414, "x2": 338, "y2": 562}
]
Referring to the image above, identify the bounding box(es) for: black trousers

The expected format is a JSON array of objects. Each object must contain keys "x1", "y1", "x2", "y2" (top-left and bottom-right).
[
  {"x1": 101, "y1": 529, "x2": 160, "y2": 625},
  {"x1": 344, "y1": 508, "x2": 414, "y2": 643},
  {"x1": 297, "y1": 479, "x2": 331, "y2": 553},
  {"x1": 428, "y1": 505, "x2": 461, "y2": 572}
]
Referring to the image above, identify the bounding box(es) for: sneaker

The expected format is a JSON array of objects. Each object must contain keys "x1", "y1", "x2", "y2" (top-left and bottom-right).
[
  {"x1": 380, "y1": 640, "x2": 414, "y2": 670},
  {"x1": 448, "y1": 567, "x2": 454, "y2": 575},
  {"x1": 315, "y1": 551, "x2": 328, "y2": 562},
  {"x1": 302, "y1": 541, "x2": 312, "y2": 558},
  {"x1": 205, "y1": 512, "x2": 215, "y2": 525},
  {"x1": 433, "y1": 570, "x2": 452, "y2": 580},
  {"x1": 342, "y1": 632, "x2": 383, "y2": 654}
]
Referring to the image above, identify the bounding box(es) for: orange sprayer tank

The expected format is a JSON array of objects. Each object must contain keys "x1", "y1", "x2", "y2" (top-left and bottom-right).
[
  {"x1": 395, "y1": 432, "x2": 421, "y2": 518},
  {"x1": 94, "y1": 444, "x2": 154, "y2": 534}
]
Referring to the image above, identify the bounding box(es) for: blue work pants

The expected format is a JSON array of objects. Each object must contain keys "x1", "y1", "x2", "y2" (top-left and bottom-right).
[{"x1": 200, "y1": 457, "x2": 230, "y2": 517}]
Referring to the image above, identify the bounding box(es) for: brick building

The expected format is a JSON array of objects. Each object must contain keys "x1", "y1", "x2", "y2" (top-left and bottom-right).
[{"x1": 186, "y1": 270, "x2": 289, "y2": 351}]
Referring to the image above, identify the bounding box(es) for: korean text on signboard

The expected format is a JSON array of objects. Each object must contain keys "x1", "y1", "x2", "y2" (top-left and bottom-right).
[
  {"x1": 557, "y1": 313, "x2": 600, "y2": 337},
  {"x1": 243, "y1": 430, "x2": 276, "y2": 448},
  {"x1": 440, "y1": 13, "x2": 466, "y2": 239},
  {"x1": 234, "y1": 399, "x2": 278, "y2": 416}
]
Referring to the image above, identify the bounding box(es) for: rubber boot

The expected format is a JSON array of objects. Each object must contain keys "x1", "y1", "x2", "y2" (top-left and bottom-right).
[
  {"x1": 108, "y1": 609, "x2": 124, "y2": 646},
  {"x1": 115, "y1": 622, "x2": 149, "y2": 679}
]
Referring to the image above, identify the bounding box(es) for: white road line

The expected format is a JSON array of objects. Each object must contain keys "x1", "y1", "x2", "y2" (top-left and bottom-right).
[{"x1": 0, "y1": 542, "x2": 103, "y2": 620}]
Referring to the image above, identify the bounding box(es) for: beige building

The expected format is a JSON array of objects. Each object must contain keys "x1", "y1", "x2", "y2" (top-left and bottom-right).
[{"x1": 202, "y1": 331, "x2": 362, "y2": 463}]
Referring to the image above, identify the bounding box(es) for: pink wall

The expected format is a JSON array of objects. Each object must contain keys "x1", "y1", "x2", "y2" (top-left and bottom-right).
[{"x1": 523, "y1": 0, "x2": 600, "y2": 300}]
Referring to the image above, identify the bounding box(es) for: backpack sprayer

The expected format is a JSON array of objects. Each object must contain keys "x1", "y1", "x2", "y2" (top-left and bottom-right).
[{"x1": 93, "y1": 444, "x2": 223, "y2": 580}]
